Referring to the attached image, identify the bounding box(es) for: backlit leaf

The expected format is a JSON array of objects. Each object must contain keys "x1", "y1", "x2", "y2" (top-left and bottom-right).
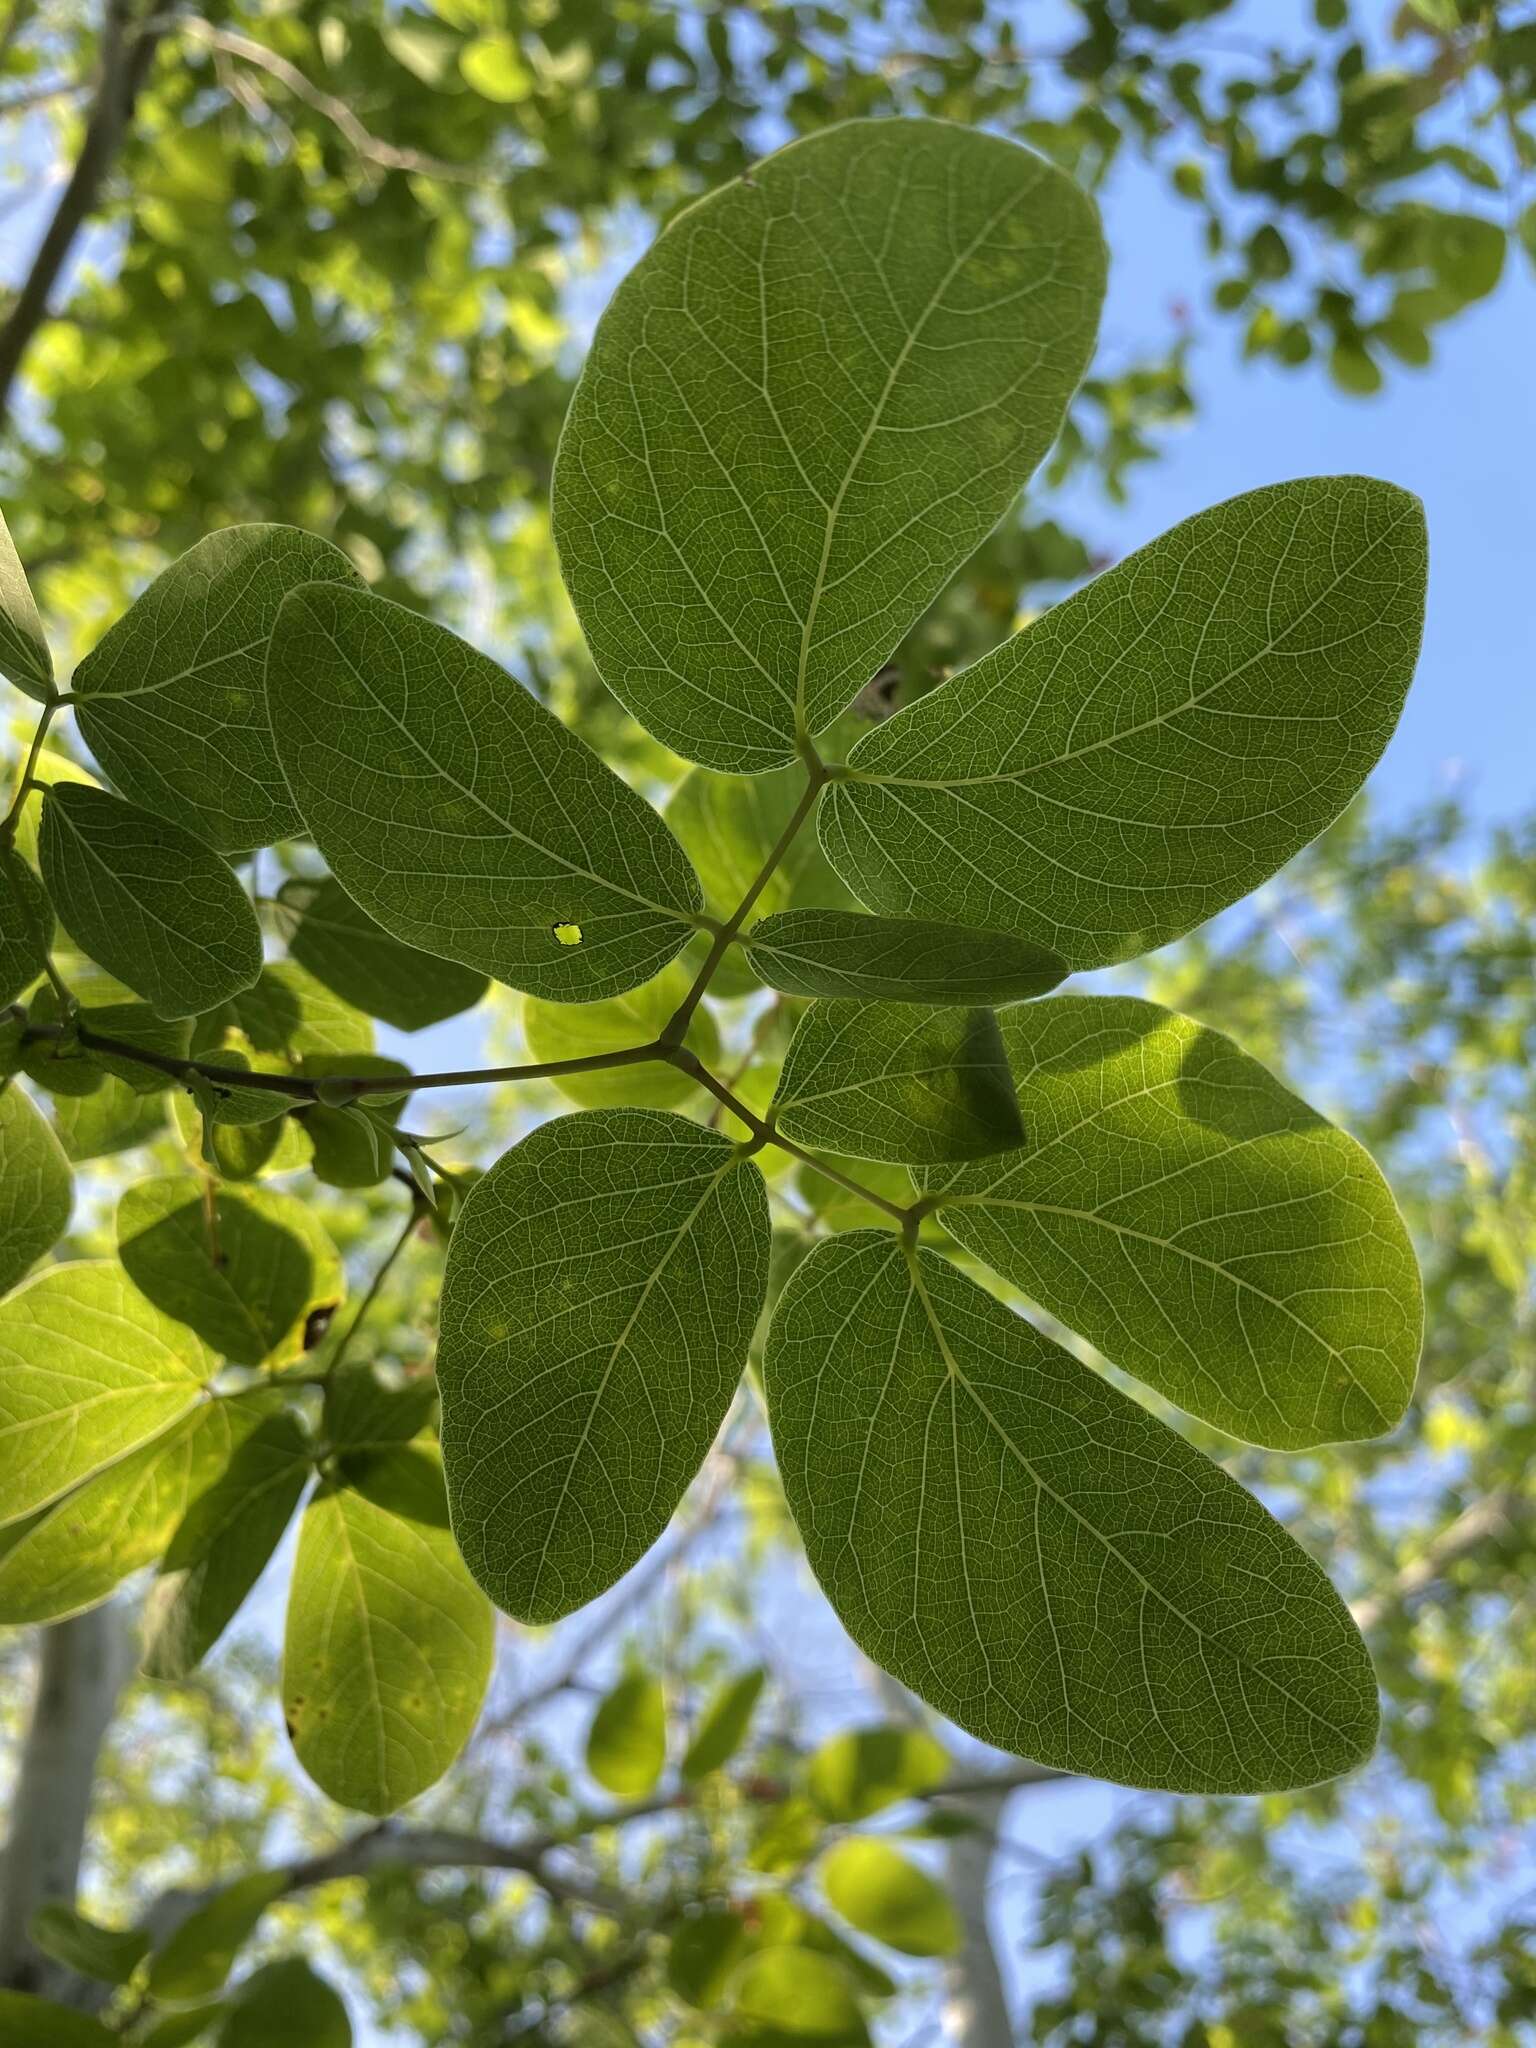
[
  {"x1": 229, "y1": 961, "x2": 375, "y2": 1061},
  {"x1": 923, "y1": 996, "x2": 1421, "y2": 1448},
  {"x1": 520, "y1": 958, "x2": 719, "y2": 1110},
  {"x1": 553, "y1": 119, "x2": 1104, "y2": 771},
  {"x1": 39, "y1": 786, "x2": 262, "y2": 1019},
  {"x1": 29, "y1": 1904, "x2": 150, "y2": 1986},
  {"x1": 0, "y1": 507, "x2": 54, "y2": 701},
  {"x1": 818, "y1": 1838, "x2": 960, "y2": 1957},
  {"x1": 439, "y1": 1108, "x2": 770, "y2": 1623},
  {"x1": 218, "y1": 1959, "x2": 351, "y2": 2048},
  {"x1": 283, "y1": 1443, "x2": 494, "y2": 1814},
  {"x1": 0, "y1": 1082, "x2": 72, "y2": 1293},
  {"x1": 743, "y1": 907, "x2": 1067, "y2": 1006},
  {"x1": 727, "y1": 1949, "x2": 869, "y2": 2047},
  {"x1": 586, "y1": 1671, "x2": 667, "y2": 1797},
  {"x1": 284, "y1": 876, "x2": 488, "y2": 1032},
  {"x1": 71, "y1": 525, "x2": 362, "y2": 851},
  {"x1": 772, "y1": 1000, "x2": 1022, "y2": 1164},
  {"x1": 22, "y1": 976, "x2": 191, "y2": 1097},
  {"x1": 266, "y1": 581, "x2": 705, "y2": 1001},
  {"x1": 147, "y1": 1870, "x2": 290, "y2": 2002},
  {"x1": 0, "y1": 847, "x2": 51, "y2": 1004},
  {"x1": 0, "y1": 1261, "x2": 217, "y2": 1525},
  {"x1": 806, "y1": 1725, "x2": 949, "y2": 1821},
  {"x1": 681, "y1": 1666, "x2": 766, "y2": 1780},
  {"x1": 52, "y1": 1077, "x2": 165, "y2": 1161},
  {"x1": 822, "y1": 478, "x2": 1427, "y2": 967},
  {"x1": 765, "y1": 1234, "x2": 1379, "y2": 1793}
]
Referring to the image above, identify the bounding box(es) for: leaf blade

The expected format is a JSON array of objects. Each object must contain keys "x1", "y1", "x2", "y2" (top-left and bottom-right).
[
  {"x1": 0, "y1": 1081, "x2": 73, "y2": 1294},
  {"x1": 744, "y1": 908, "x2": 1067, "y2": 1006}
]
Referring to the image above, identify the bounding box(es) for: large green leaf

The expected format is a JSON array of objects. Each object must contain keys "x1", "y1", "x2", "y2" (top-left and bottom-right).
[
  {"x1": 71, "y1": 524, "x2": 362, "y2": 851},
  {"x1": 818, "y1": 1838, "x2": 960, "y2": 1958},
  {"x1": 0, "y1": 1081, "x2": 72, "y2": 1292},
  {"x1": 772, "y1": 1000, "x2": 1022, "y2": 1164},
  {"x1": 39, "y1": 786, "x2": 262, "y2": 1019},
  {"x1": 743, "y1": 907, "x2": 1067, "y2": 1006},
  {"x1": 0, "y1": 508, "x2": 54, "y2": 701},
  {"x1": 142, "y1": 1409, "x2": 311, "y2": 1678},
  {"x1": 438, "y1": 1108, "x2": 769, "y2": 1622},
  {"x1": 764, "y1": 1234, "x2": 1379, "y2": 1793},
  {"x1": 218, "y1": 1959, "x2": 351, "y2": 2048},
  {"x1": 119, "y1": 1177, "x2": 344, "y2": 1368},
  {"x1": 0, "y1": 1391, "x2": 284, "y2": 1625},
  {"x1": 586, "y1": 1670, "x2": 667, "y2": 1797},
  {"x1": 266, "y1": 581, "x2": 705, "y2": 1001},
  {"x1": 553, "y1": 119, "x2": 1104, "y2": 772},
  {"x1": 822, "y1": 477, "x2": 1427, "y2": 967},
  {"x1": 283, "y1": 876, "x2": 488, "y2": 1032},
  {"x1": 0, "y1": 1261, "x2": 217, "y2": 1525},
  {"x1": 923, "y1": 996, "x2": 1421, "y2": 1448},
  {"x1": 520, "y1": 958, "x2": 719, "y2": 1110},
  {"x1": 0, "y1": 847, "x2": 51, "y2": 1004},
  {"x1": 283, "y1": 1443, "x2": 494, "y2": 1814}
]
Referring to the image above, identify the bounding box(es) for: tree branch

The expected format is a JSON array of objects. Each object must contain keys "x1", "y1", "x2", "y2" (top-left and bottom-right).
[
  {"x1": 0, "y1": 0, "x2": 167, "y2": 428},
  {"x1": 1351, "y1": 1484, "x2": 1528, "y2": 1633}
]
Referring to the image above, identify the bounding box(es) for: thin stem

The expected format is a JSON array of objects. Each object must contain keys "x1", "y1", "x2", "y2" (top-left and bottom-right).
[
  {"x1": 322, "y1": 1199, "x2": 421, "y2": 1386},
  {"x1": 0, "y1": 697, "x2": 58, "y2": 846}
]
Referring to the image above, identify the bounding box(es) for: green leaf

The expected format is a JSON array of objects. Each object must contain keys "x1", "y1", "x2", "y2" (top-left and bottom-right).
[
  {"x1": 923, "y1": 996, "x2": 1421, "y2": 1448},
  {"x1": 22, "y1": 976, "x2": 192, "y2": 1097},
  {"x1": 727, "y1": 1949, "x2": 869, "y2": 2047},
  {"x1": 0, "y1": 1992, "x2": 113, "y2": 2046},
  {"x1": 520, "y1": 959, "x2": 719, "y2": 1110},
  {"x1": 147, "y1": 1870, "x2": 291, "y2": 2003},
  {"x1": 681, "y1": 1666, "x2": 766, "y2": 1781},
  {"x1": 139, "y1": 2005, "x2": 227, "y2": 2048},
  {"x1": 39, "y1": 786, "x2": 262, "y2": 1020},
  {"x1": 142, "y1": 1410, "x2": 310, "y2": 1678},
  {"x1": 52, "y1": 1076, "x2": 165, "y2": 1160},
  {"x1": 586, "y1": 1671, "x2": 667, "y2": 1797},
  {"x1": 553, "y1": 118, "x2": 1104, "y2": 772},
  {"x1": 439, "y1": 1108, "x2": 770, "y2": 1623},
  {"x1": 822, "y1": 477, "x2": 1427, "y2": 968},
  {"x1": 217, "y1": 1959, "x2": 351, "y2": 2048},
  {"x1": 0, "y1": 508, "x2": 54, "y2": 700},
  {"x1": 771, "y1": 1000, "x2": 1023, "y2": 1164},
  {"x1": 323, "y1": 1367, "x2": 436, "y2": 1452},
  {"x1": 0, "y1": 847, "x2": 51, "y2": 1004},
  {"x1": 230, "y1": 961, "x2": 375, "y2": 1061},
  {"x1": 668, "y1": 1908, "x2": 754, "y2": 2009},
  {"x1": 266, "y1": 581, "x2": 705, "y2": 1001},
  {"x1": 29, "y1": 1903, "x2": 151, "y2": 1986},
  {"x1": 283, "y1": 1443, "x2": 494, "y2": 1814},
  {"x1": 71, "y1": 525, "x2": 362, "y2": 852},
  {"x1": 283, "y1": 876, "x2": 488, "y2": 1033},
  {"x1": 0, "y1": 1391, "x2": 285, "y2": 1625},
  {"x1": 805, "y1": 1725, "x2": 950, "y2": 1821},
  {"x1": 765, "y1": 1234, "x2": 1380, "y2": 1793},
  {"x1": 118, "y1": 1177, "x2": 343, "y2": 1368},
  {"x1": 0, "y1": 1261, "x2": 217, "y2": 1525},
  {"x1": 819, "y1": 1838, "x2": 960, "y2": 1957},
  {"x1": 743, "y1": 908, "x2": 1067, "y2": 1006},
  {"x1": 0, "y1": 1081, "x2": 73, "y2": 1293}
]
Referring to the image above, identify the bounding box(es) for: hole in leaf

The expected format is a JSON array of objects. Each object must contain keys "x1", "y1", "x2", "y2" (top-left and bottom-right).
[{"x1": 552, "y1": 922, "x2": 583, "y2": 948}]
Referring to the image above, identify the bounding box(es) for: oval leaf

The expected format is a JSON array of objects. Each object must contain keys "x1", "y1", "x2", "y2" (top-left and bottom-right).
[
  {"x1": 0, "y1": 1992, "x2": 113, "y2": 2046},
  {"x1": 0, "y1": 507, "x2": 53, "y2": 701},
  {"x1": 806, "y1": 1725, "x2": 950, "y2": 1821},
  {"x1": 0, "y1": 1261, "x2": 217, "y2": 1525},
  {"x1": 764, "y1": 1234, "x2": 1380, "y2": 1794},
  {"x1": 71, "y1": 524, "x2": 362, "y2": 851},
  {"x1": 439, "y1": 1108, "x2": 770, "y2": 1623},
  {"x1": 586, "y1": 1670, "x2": 667, "y2": 1797},
  {"x1": 681, "y1": 1666, "x2": 766, "y2": 1781},
  {"x1": 39, "y1": 786, "x2": 262, "y2": 1019},
  {"x1": 266, "y1": 581, "x2": 705, "y2": 1001},
  {"x1": 772, "y1": 1000, "x2": 1023, "y2": 1165},
  {"x1": 819, "y1": 1838, "x2": 960, "y2": 1958},
  {"x1": 924, "y1": 996, "x2": 1421, "y2": 1448},
  {"x1": 283, "y1": 876, "x2": 488, "y2": 1032},
  {"x1": 283, "y1": 1443, "x2": 493, "y2": 1814},
  {"x1": 520, "y1": 959, "x2": 718, "y2": 1111},
  {"x1": 822, "y1": 477, "x2": 1427, "y2": 968},
  {"x1": 744, "y1": 908, "x2": 1067, "y2": 1006},
  {"x1": 554, "y1": 119, "x2": 1104, "y2": 771},
  {"x1": 0, "y1": 1081, "x2": 73, "y2": 1293},
  {"x1": 0, "y1": 846, "x2": 51, "y2": 1004},
  {"x1": 218, "y1": 1959, "x2": 351, "y2": 2048},
  {"x1": 728, "y1": 1948, "x2": 869, "y2": 2048}
]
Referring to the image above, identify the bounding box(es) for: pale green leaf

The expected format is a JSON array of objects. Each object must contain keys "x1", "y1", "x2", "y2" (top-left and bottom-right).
[
  {"x1": 22, "y1": 975, "x2": 192, "y2": 1097},
  {"x1": 218, "y1": 1959, "x2": 351, "y2": 2048},
  {"x1": 283, "y1": 1443, "x2": 494, "y2": 1814},
  {"x1": 923, "y1": 996, "x2": 1421, "y2": 1448},
  {"x1": 142, "y1": 1409, "x2": 310, "y2": 1678},
  {"x1": 284, "y1": 876, "x2": 488, "y2": 1032},
  {"x1": 266, "y1": 582, "x2": 705, "y2": 1001},
  {"x1": 52, "y1": 1076, "x2": 165, "y2": 1160},
  {"x1": 10, "y1": 745, "x2": 99, "y2": 869},
  {"x1": 806, "y1": 1725, "x2": 950, "y2": 1821},
  {"x1": 118, "y1": 1177, "x2": 343, "y2": 1368},
  {"x1": 0, "y1": 1261, "x2": 217, "y2": 1525},
  {"x1": 29, "y1": 1903, "x2": 150, "y2": 1986},
  {"x1": 0, "y1": 1391, "x2": 284, "y2": 1625},
  {"x1": 520, "y1": 959, "x2": 719, "y2": 1110},
  {"x1": 727, "y1": 1949, "x2": 869, "y2": 2047},
  {"x1": 681, "y1": 1666, "x2": 766, "y2": 1781},
  {"x1": 743, "y1": 907, "x2": 1067, "y2": 1006},
  {"x1": 553, "y1": 119, "x2": 1104, "y2": 772},
  {"x1": 229, "y1": 961, "x2": 375, "y2": 1061},
  {"x1": 0, "y1": 508, "x2": 54, "y2": 700},
  {"x1": 772, "y1": 1000, "x2": 1022, "y2": 1164},
  {"x1": 822, "y1": 477, "x2": 1427, "y2": 967},
  {"x1": 586, "y1": 1671, "x2": 667, "y2": 1797},
  {"x1": 765, "y1": 1235, "x2": 1379, "y2": 1793},
  {"x1": 0, "y1": 1991, "x2": 114, "y2": 2045},
  {"x1": 71, "y1": 525, "x2": 362, "y2": 852},
  {"x1": 0, "y1": 847, "x2": 51, "y2": 1004},
  {"x1": 439, "y1": 1108, "x2": 770, "y2": 1623},
  {"x1": 39, "y1": 786, "x2": 262, "y2": 1019},
  {"x1": 819, "y1": 1838, "x2": 960, "y2": 1958},
  {"x1": 147, "y1": 1870, "x2": 291, "y2": 2002},
  {"x1": 0, "y1": 1082, "x2": 72, "y2": 1292}
]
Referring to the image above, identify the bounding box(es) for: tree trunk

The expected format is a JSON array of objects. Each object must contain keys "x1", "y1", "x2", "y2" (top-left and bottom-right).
[
  {"x1": 0, "y1": 1604, "x2": 133, "y2": 2002},
  {"x1": 939, "y1": 1785, "x2": 1017, "y2": 2047}
]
